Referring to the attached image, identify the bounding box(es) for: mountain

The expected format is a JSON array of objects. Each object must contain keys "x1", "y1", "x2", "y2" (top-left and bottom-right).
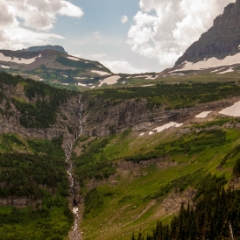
[
  {"x1": 169, "y1": 0, "x2": 240, "y2": 74},
  {"x1": 2, "y1": 72, "x2": 240, "y2": 239},
  {"x1": 0, "y1": 45, "x2": 113, "y2": 89},
  {"x1": 21, "y1": 45, "x2": 68, "y2": 54}
]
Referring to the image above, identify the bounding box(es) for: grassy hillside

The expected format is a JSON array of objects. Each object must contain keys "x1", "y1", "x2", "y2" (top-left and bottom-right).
[{"x1": 73, "y1": 117, "x2": 240, "y2": 240}]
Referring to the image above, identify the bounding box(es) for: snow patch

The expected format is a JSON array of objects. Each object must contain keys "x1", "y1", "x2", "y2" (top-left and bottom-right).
[
  {"x1": 1, "y1": 65, "x2": 10, "y2": 69},
  {"x1": 148, "y1": 122, "x2": 183, "y2": 136},
  {"x1": 219, "y1": 101, "x2": 240, "y2": 117},
  {"x1": 67, "y1": 56, "x2": 79, "y2": 61},
  {"x1": 196, "y1": 111, "x2": 212, "y2": 118},
  {"x1": 98, "y1": 75, "x2": 121, "y2": 87},
  {"x1": 211, "y1": 68, "x2": 225, "y2": 73},
  {"x1": 145, "y1": 75, "x2": 158, "y2": 80},
  {"x1": 0, "y1": 53, "x2": 36, "y2": 64},
  {"x1": 132, "y1": 75, "x2": 146, "y2": 78},
  {"x1": 153, "y1": 122, "x2": 183, "y2": 133},
  {"x1": 74, "y1": 77, "x2": 87, "y2": 80},
  {"x1": 140, "y1": 133, "x2": 144, "y2": 136},
  {"x1": 173, "y1": 53, "x2": 240, "y2": 72},
  {"x1": 218, "y1": 68, "x2": 234, "y2": 74},
  {"x1": 91, "y1": 70, "x2": 110, "y2": 76},
  {"x1": 78, "y1": 83, "x2": 87, "y2": 87},
  {"x1": 141, "y1": 84, "x2": 154, "y2": 87}
]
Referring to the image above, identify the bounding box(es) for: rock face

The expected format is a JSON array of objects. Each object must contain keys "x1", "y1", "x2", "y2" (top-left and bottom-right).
[
  {"x1": 81, "y1": 98, "x2": 232, "y2": 137},
  {"x1": 175, "y1": 0, "x2": 240, "y2": 66},
  {"x1": 21, "y1": 45, "x2": 67, "y2": 54},
  {"x1": 0, "y1": 82, "x2": 81, "y2": 150},
  {"x1": 0, "y1": 46, "x2": 112, "y2": 86}
]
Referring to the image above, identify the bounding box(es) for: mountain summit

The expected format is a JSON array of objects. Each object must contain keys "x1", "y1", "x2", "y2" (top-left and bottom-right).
[
  {"x1": 21, "y1": 45, "x2": 67, "y2": 54},
  {"x1": 172, "y1": 0, "x2": 240, "y2": 72},
  {"x1": 0, "y1": 46, "x2": 112, "y2": 88}
]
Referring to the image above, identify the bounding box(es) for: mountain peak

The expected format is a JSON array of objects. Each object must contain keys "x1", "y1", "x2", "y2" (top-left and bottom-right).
[
  {"x1": 175, "y1": 0, "x2": 240, "y2": 68},
  {"x1": 21, "y1": 45, "x2": 67, "y2": 54}
]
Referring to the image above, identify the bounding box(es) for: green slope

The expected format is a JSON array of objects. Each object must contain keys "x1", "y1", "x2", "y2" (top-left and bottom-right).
[{"x1": 73, "y1": 119, "x2": 240, "y2": 240}]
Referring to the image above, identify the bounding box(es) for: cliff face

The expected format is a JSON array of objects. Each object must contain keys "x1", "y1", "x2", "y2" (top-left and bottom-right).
[
  {"x1": 81, "y1": 98, "x2": 231, "y2": 137},
  {"x1": 175, "y1": 0, "x2": 240, "y2": 66},
  {"x1": 0, "y1": 79, "x2": 81, "y2": 149}
]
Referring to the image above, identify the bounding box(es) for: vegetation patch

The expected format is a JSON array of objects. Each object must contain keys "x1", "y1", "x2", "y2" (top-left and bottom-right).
[{"x1": 0, "y1": 135, "x2": 72, "y2": 239}]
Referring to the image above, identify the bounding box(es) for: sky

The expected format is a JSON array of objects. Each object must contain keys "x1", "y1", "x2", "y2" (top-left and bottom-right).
[{"x1": 0, "y1": 0, "x2": 235, "y2": 74}]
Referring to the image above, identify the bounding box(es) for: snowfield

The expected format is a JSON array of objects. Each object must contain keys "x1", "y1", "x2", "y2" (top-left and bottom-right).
[
  {"x1": 0, "y1": 53, "x2": 36, "y2": 64},
  {"x1": 219, "y1": 101, "x2": 240, "y2": 117},
  {"x1": 1, "y1": 65, "x2": 10, "y2": 69},
  {"x1": 91, "y1": 70, "x2": 110, "y2": 76},
  {"x1": 98, "y1": 75, "x2": 121, "y2": 86},
  {"x1": 67, "y1": 56, "x2": 80, "y2": 61},
  {"x1": 148, "y1": 122, "x2": 183, "y2": 135},
  {"x1": 77, "y1": 83, "x2": 87, "y2": 87},
  {"x1": 196, "y1": 111, "x2": 212, "y2": 118},
  {"x1": 173, "y1": 52, "x2": 240, "y2": 72},
  {"x1": 218, "y1": 68, "x2": 234, "y2": 74},
  {"x1": 153, "y1": 122, "x2": 183, "y2": 133}
]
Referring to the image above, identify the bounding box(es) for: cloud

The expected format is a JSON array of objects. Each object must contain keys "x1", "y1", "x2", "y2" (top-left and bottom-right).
[
  {"x1": 0, "y1": 0, "x2": 84, "y2": 50},
  {"x1": 128, "y1": 0, "x2": 234, "y2": 69},
  {"x1": 101, "y1": 60, "x2": 147, "y2": 74},
  {"x1": 121, "y1": 15, "x2": 128, "y2": 24}
]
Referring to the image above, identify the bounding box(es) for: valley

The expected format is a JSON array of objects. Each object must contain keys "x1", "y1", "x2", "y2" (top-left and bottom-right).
[
  {"x1": 2, "y1": 1, "x2": 240, "y2": 239},
  {"x1": 2, "y1": 72, "x2": 240, "y2": 239}
]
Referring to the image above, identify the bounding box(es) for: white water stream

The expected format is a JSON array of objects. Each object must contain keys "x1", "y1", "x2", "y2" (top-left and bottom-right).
[{"x1": 65, "y1": 97, "x2": 83, "y2": 240}]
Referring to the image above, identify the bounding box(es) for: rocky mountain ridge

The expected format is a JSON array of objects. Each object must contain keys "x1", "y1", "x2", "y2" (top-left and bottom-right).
[
  {"x1": 176, "y1": 0, "x2": 240, "y2": 66},
  {"x1": 164, "y1": 0, "x2": 240, "y2": 75},
  {"x1": 21, "y1": 45, "x2": 67, "y2": 54},
  {"x1": 0, "y1": 45, "x2": 112, "y2": 89}
]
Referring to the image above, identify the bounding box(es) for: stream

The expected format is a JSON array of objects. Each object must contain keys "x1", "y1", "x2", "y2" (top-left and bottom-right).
[{"x1": 65, "y1": 97, "x2": 83, "y2": 240}]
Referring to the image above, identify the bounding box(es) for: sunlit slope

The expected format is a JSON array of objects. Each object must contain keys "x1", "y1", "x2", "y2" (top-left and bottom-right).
[{"x1": 73, "y1": 116, "x2": 240, "y2": 240}]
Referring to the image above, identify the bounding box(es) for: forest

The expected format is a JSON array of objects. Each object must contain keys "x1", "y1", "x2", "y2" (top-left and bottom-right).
[
  {"x1": 132, "y1": 174, "x2": 240, "y2": 239},
  {"x1": 82, "y1": 82, "x2": 240, "y2": 109},
  {"x1": 0, "y1": 134, "x2": 73, "y2": 240},
  {"x1": 0, "y1": 72, "x2": 76, "y2": 128}
]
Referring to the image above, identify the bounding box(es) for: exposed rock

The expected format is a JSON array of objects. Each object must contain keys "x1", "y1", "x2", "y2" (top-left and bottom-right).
[
  {"x1": 175, "y1": 0, "x2": 240, "y2": 66},
  {"x1": 82, "y1": 98, "x2": 234, "y2": 137},
  {"x1": 0, "y1": 198, "x2": 42, "y2": 207},
  {"x1": 21, "y1": 45, "x2": 67, "y2": 54}
]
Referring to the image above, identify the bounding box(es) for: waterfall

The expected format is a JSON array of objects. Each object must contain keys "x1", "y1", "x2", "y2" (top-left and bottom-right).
[{"x1": 65, "y1": 97, "x2": 83, "y2": 240}]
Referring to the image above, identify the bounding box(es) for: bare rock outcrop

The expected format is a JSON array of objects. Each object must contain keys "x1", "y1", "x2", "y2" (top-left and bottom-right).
[
  {"x1": 175, "y1": 0, "x2": 240, "y2": 66},
  {"x1": 82, "y1": 97, "x2": 233, "y2": 137}
]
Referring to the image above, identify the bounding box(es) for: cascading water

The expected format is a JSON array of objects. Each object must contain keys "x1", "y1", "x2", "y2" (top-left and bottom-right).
[{"x1": 65, "y1": 97, "x2": 83, "y2": 240}]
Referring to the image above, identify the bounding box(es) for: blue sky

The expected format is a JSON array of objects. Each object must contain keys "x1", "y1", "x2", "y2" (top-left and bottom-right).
[
  {"x1": 52, "y1": 0, "x2": 159, "y2": 73},
  {"x1": 0, "y1": 0, "x2": 235, "y2": 73}
]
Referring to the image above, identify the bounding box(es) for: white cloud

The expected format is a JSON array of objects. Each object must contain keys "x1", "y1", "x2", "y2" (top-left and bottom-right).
[
  {"x1": 121, "y1": 15, "x2": 128, "y2": 24},
  {"x1": 128, "y1": 0, "x2": 234, "y2": 69},
  {"x1": 0, "y1": 0, "x2": 84, "y2": 50},
  {"x1": 101, "y1": 60, "x2": 147, "y2": 74}
]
